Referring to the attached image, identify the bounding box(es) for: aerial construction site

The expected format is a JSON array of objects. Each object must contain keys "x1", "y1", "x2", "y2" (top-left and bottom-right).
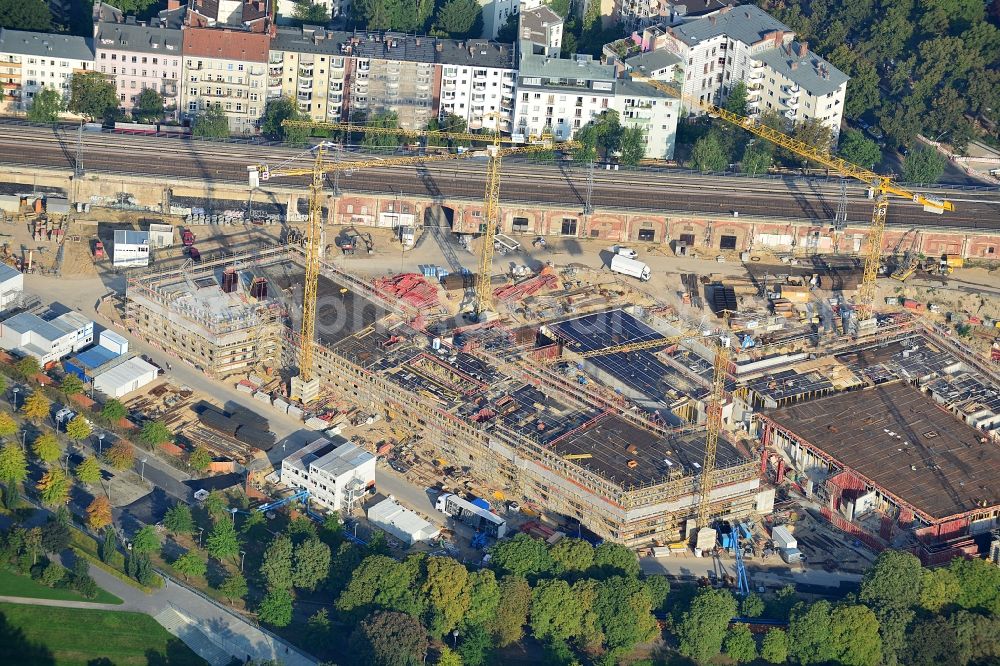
[{"x1": 102, "y1": 92, "x2": 1000, "y2": 564}]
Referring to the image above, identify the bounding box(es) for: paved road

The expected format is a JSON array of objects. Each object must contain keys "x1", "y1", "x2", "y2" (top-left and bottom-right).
[
  {"x1": 1, "y1": 121, "x2": 998, "y2": 230},
  {"x1": 639, "y1": 553, "x2": 863, "y2": 592}
]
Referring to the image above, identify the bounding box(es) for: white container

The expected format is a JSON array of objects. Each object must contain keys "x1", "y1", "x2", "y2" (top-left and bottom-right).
[
  {"x1": 99, "y1": 330, "x2": 129, "y2": 355},
  {"x1": 771, "y1": 525, "x2": 797, "y2": 550}
]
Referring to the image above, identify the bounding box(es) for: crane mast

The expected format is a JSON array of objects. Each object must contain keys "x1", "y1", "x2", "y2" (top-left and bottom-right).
[
  {"x1": 475, "y1": 130, "x2": 503, "y2": 317},
  {"x1": 291, "y1": 143, "x2": 325, "y2": 402}
]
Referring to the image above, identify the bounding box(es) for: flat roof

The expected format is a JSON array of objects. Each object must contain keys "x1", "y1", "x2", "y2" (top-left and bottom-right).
[
  {"x1": 0, "y1": 28, "x2": 94, "y2": 61},
  {"x1": 368, "y1": 496, "x2": 438, "y2": 538},
  {"x1": 1, "y1": 311, "x2": 66, "y2": 342},
  {"x1": 94, "y1": 356, "x2": 157, "y2": 388},
  {"x1": 114, "y1": 230, "x2": 150, "y2": 245},
  {"x1": 312, "y1": 441, "x2": 374, "y2": 477},
  {"x1": 70, "y1": 344, "x2": 119, "y2": 369},
  {"x1": 0, "y1": 263, "x2": 21, "y2": 284},
  {"x1": 767, "y1": 381, "x2": 1000, "y2": 520},
  {"x1": 550, "y1": 414, "x2": 750, "y2": 486},
  {"x1": 624, "y1": 49, "x2": 681, "y2": 74}
]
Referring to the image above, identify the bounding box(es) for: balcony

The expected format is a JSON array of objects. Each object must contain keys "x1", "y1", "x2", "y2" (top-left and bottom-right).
[
  {"x1": 785, "y1": 84, "x2": 801, "y2": 94},
  {"x1": 747, "y1": 82, "x2": 763, "y2": 92},
  {"x1": 297, "y1": 92, "x2": 312, "y2": 101},
  {"x1": 472, "y1": 83, "x2": 486, "y2": 92},
  {"x1": 328, "y1": 93, "x2": 342, "y2": 103},
  {"x1": 357, "y1": 62, "x2": 370, "y2": 72},
  {"x1": 269, "y1": 66, "x2": 282, "y2": 76},
  {"x1": 268, "y1": 76, "x2": 281, "y2": 88},
  {"x1": 329, "y1": 83, "x2": 343, "y2": 92},
  {"x1": 443, "y1": 80, "x2": 456, "y2": 90},
  {"x1": 784, "y1": 96, "x2": 799, "y2": 109},
  {"x1": 784, "y1": 108, "x2": 797, "y2": 119}
]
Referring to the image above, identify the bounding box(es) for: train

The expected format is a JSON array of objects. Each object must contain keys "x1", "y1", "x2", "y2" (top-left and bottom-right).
[{"x1": 85, "y1": 121, "x2": 192, "y2": 137}]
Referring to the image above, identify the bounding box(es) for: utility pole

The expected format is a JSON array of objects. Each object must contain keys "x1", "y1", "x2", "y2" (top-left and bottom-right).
[
  {"x1": 74, "y1": 122, "x2": 84, "y2": 178},
  {"x1": 583, "y1": 159, "x2": 594, "y2": 216},
  {"x1": 834, "y1": 178, "x2": 848, "y2": 232}
]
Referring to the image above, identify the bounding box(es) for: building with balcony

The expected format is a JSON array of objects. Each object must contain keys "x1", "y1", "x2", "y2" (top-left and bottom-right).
[
  {"x1": 647, "y1": 4, "x2": 848, "y2": 140},
  {"x1": 513, "y1": 50, "x2": 617, "y2": 141},
  {"x1": 0, "y1": 28, "x2": 95, "y2": 115},
  {"x1": 518, "y1": 5, "x2": 562, "y2": 57},
  {"x1": 94, "y1": 19, "x2": 183, "y2": 118},
  {"x1": 611, "y1": 78, "x2": 678, "y2": 159},
  {"x1": 181, "y1": 27, "x2": 269, "y2": 133},
  {"x1": 613, "y1": 0, "x2": 733, "y2": 35},
  {"x1": 269, "y1": 28, "x2": 515, "y2": 132}
]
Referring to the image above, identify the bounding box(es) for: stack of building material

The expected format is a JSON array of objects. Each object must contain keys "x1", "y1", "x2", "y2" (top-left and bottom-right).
[
  {"x1": 493, "y1": 267, "x2": 560, "y2": 303},
  {"x1": 373, "y1": 273, "x2": 439, "y2": 310}
]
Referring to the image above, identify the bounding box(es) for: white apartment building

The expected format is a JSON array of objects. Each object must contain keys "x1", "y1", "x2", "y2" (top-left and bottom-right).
[
  {"x1": 0, "y1": 28, "x2": 95, "y2": 115},
  {"x1": 281, "y1": 437, "x2": 376, "y2": 512},
  {"x1": 181, "y1": 27, "x2": 269, "y2": 134},
  {"x1": 518, "y1": 5, "x2": 561, "y2": 56},
  {"x1": 437, "y1": 39, "x2": 516, "y2": 132},
  {"x1": 513, "y1": 50, "x2": 617, "y2": 141},
  {"x1": 612, "y1": 79, "x2": 678, "y2": 160},
  {"x1": 94, "y1": 20, "x2": 183, "y2": 117},
  {"x1": 657, "y1": 4, "x2": 848, "y2": 140}
]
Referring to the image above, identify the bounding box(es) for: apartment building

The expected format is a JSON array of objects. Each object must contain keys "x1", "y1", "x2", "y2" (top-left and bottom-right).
[
  {"x1": 612, "y1": 78, "x2": 678, "y2": 159},
  {"x1": 0, "y1": 28, "x2": 94, "y2": 114},
  {"x1": 657, "y1": 4, "x2": 848, "y2": 139},
  {"x1": 513, "y1": 51, "x2": 617, "y2": 141},
  {"x1": 185, "y1": 0, "x2": 272, "y2": 32},
  {"x1": 613, "y1": 0, "x2": 733, "y2": 34},
  {"x1": 519, "y1": 5, "x2": 562, "y2": 57},
  {"x1": 181, "y1": 27, "x2": 269, "y2": 133},
  {"x1": 270, "y1": 28, "x2": 516, "y2": 132},
  {"x1": 94, "y1": 20, "x2": 182, "y2": 116}
]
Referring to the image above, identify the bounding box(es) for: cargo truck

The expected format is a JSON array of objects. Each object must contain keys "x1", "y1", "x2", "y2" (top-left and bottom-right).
[
  {"x1": 610, "y1": 254, "x2": 651, "y2": 281},
  {"x1": 771, "y1": 525, "x2": 796, "y2": 550}
]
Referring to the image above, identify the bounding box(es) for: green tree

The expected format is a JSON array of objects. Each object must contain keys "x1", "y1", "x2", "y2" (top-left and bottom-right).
[
  {"x1": 60, "y1": 374, "x2": 84, "y2": 397},
  {"x1": 761, "y1": 628, "x2": 789, "y2": 664},
  {"x1": 261, "y1": 97, "x2": 307, "y2": 144},
  {"x1": 740, "y1": 591, "x2": 765, "y2": 618},
  {"x1": 173, "y1": 550, "x2": 207, "y2": 581},
  {"x1": 860, "y1": 550, "x2": 923, "y2": 611},
  {"x1": 724, "y1": 623, "x2": 758, "y2": 663},
  {"x1": 691, "y1": 130, "x2": 730, "y2": 172},
  {"x1": 191, "y1": 104, "x2": 230, "y2": 139},
  {"x1": 495, "y1": 11, "x2": 518, "y2": 42},
  {"x1": 201, "y1": 490, "x2": 228, "y2": 519},
  {"x1": 292, "y1": 0, "x2": 329, "y2": 22},
  {"x1": 206, "y1": 518, "x2": 241, "y2": 562},
  {"x1": 105, "y1": 440, "x2": 134, "y2": 471},
  {"x1": 100, "y1": 399, "x2": 127, "y2": 424},
  {"x1": 74, "y1": 455, "x2": 101, "y2": 486},
  {"x1": 350, "y1": 610, "x2": 429, "y2": 666},
  {"x1": 464, "y1": 568, "x2": 501, "y2": 631},
  {"x1": 65, "y1": 415, "x2": 92, "y2": 442},
  {"x1": 0, "y1": 0, "x2": 51, "y2": 30},
  {"x1": 21, "y1": 391, "x2": 49, "y2": 422},
  {"x1": 792, "y1": 118, "x2": 834, "y2": 159},
  {"x1": 0, "y1": 412, "x2": 15, "y2": 439},
  {"x1": 337, "y1": 554, "x2": 424, "y2": 619},
  {"x1": 423, "y1": 556, "x2": 472, "y2": 636},
  {"x1": 139, "y1": 420, "x2": 172, "y2": 447},
  {"x1": 489, "y1": 575, "x2": 531, "y2": 647},
  {"x1": 457, "y1": 624, "x2": 492, "y2": 666},
  {"x1": 618, "y1": 126, "x2": 647, "y2": 165},
  {"x1": 292, "y1": 536, "x2": 330, "y2": 592},
  {"x1": 131, "y1": 525, "x2": 159, "y2": 555},
  {"x1": 258, "y1": 587, "x2": 294, "y2": 627},
  {"x1": 592, "y1": 542, "x2": 640, "y2": 578},
  {"x1": 595, "y1": 575, "x2": 658, "y2": 652},
  {"x1": 306, "y1": 607, "x2": 334, "y2": 651},
  {"x1": 919, "y1": 567, "x2": 960, "y2": 612},
  {"x1": 902, "y1": 146, "x2": 947, "y2": 184},
  {"x1": 433, "y1": 0, "x2": 482, "y2": 38},
  {"x1": 41, "y1": 511, "x2": 72, "y2": 552},
  {"x1": 530, "y1": 578, "x2": 583, "y2": 642},
  {"x1": 831, "y1": 604, "x2": 882, "y2": 666},
  {"x1": 0, "y1": 441, "x2": 29, "y2": 484},
  {"x1": 490, "y1": 533, "x2": 553, "y2": 578},
  {"x1": 644, "y1": 574, "x2": 670, "y2": 614},
  {"x1": 219, "y1": 572, "x2": 248, "y2": 604},
  {"x1": 436, "y1": 645, "x2": 463, "y2": 666},
  {"x1": 261, "y1": 534, "x2": 294, "y2": 590},
  {"x1": 132, "y1": 88, "x2": 164, "y2": 123},
  {"x1": 68, "y1": 72, "x2": 118, "y2": 122},
  {"x1": 188, "y1": 446, "x2": 213, "y2": 472},
  {"x1": 788, "y1": 600, "x2": 836, "y2": 665},
  {"x1": 549, "y1": 538, "x2": 594, "y2": 574},
  {"x1": 948, "y1": 556, "x2": 1000, "y2": 615},
  {"x1": 40, "y1": 561, "x2": 65, "y2": 587},
  {"x1": 15, "y1": 356, "x2": 40, "y2": 381},
  {"x1": 30, "y1": 432, "x2": 60, "y2": 465},
  {"x1": 677, "y1": 588, "x2": 738, "y2": 662},
  {"x1": 36, "y1": 467, "x2": 70, "y2": 506},
  {"x1": 164, "y1": 503, "x2": 195, "y2": 535},
  {"x1": 27, "y1": 87, "x2": 63, "y2": 123},
  {"x1": 360, "y1": 111, "x2": 401, "y2": 149},
  {"x1": 724, "y1": 81, "x2": 749, "y2": 116},
  {"x1": 839, "y1": 128, "x2": 883, "y2": 168}
]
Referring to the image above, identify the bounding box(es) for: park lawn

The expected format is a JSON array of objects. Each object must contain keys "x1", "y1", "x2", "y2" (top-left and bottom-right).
[
  {"x1": 0, "y1": 603, "x2": 207, "y2": 666},
  {"x1": 0, "y1": 568, "x2": 122, "y2": 605}
]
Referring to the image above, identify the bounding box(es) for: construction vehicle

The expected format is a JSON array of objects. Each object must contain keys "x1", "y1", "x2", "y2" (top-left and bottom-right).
[
  {"x1": 631, "y1": 76, "x2": 954, "y2": 323},
  {"x1": 940, "y1": 254, "x2": 964, "y2": 274},
  {"x1": 889, "y1": 228, "x2": 919, "y2": 281},
  {"x1": 282, "y1": 119, "x2": 573, "y2": 319},
  {"x1": 181, "y1": 228, "x2": 195, "y2": 247},
  {"x1": 93, "y1": 240, "x2": 105, "y2": 260}
]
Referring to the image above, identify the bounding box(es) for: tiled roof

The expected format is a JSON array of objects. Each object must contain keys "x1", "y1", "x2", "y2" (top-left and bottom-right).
[{"x1": 182, "y1": 27, "x2": 269, "y2": 62}]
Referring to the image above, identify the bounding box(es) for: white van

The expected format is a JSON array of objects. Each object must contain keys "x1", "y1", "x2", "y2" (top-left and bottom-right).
[{"x1": 614, "y1": 245, "x2": 638, "y2": 259}]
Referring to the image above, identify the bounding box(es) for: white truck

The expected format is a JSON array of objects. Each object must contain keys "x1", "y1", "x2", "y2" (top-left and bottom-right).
[
  {"x1": 613, "y1": 245, "x2": 638, "y2": 259},
  {"x1": 610, "y1": 254, "x2": 651, "y2": 281}
]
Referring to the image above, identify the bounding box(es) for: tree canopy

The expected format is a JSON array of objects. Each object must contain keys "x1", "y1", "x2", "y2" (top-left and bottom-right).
[
  {"x1": 192, "y1": 105, "x2": 230, "y2": 139},
  {"x1": 27, "y1": 88, "x2": 63, "y2": 123},
  {"x1": 676, "y1": 588, "x2": 739, "y2": 662},
  {"x1": 902, "y1": 146, "x2": 947, "y2": 184},
  {"x1": 0, "y1": 0, "x2": 51, "y2": 31},
  {"x1": 68, "y1": 72, "x2": 118, "y2": 122},
  {"x1": 432, "y1": 0, "x2": 482, "y2": 38},
  {"x1": 350, "y1": 610, "x2": 429, "y2": 666}
]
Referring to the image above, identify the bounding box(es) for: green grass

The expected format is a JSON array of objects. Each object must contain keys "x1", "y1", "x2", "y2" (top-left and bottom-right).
[
  {"x1": 0, "y1": 603, "x2": 208, "y2": 666},
  {"x1": 0, "y1": 568, "x2": 122, "y2": 605}
]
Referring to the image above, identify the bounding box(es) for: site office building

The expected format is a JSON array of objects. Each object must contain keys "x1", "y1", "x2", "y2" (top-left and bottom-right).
[
  {"x1": 269, "y1": 27, "x2": 516, "y2": 133},
  {"x1": 654, "y1": 4, "x2": 848, "y2": 141},
  {"x1": 0, "y1": 29, "x2": 94, "y2": 114},
  {"x1": 181, "y1": 27, "x2": 269, "y2": 133}
]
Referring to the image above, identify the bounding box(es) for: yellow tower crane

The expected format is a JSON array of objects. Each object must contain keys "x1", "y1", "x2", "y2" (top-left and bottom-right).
[
  {"x1": 631, "y1": 76, "x2": 954, "y2": 322},
  {"x1": 248, "y1": 142, "x2": 490, "y2": 403},
  {"x1": 555, "y1": 331, "x2": 731, "y2": 541},
  {"x1": 283, "y1": 119, "x2": 573, "y2": 318}
]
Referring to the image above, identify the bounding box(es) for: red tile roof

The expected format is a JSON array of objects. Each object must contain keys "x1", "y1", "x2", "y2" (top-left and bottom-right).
[{"x1": 182, "y1": 27, "x2": 268, "y2": 62}]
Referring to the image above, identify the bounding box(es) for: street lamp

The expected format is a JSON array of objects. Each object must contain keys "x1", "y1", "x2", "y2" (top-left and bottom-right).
[
  {"x1": 140, "y1": 457, "x2": 148, "y2": 481},
  {"x1": 240, "y1": 550, "x2": 246, "y2": 572},
  {"x1": 230, "y1": 507, "x2": 238, "y2": 525},
  {"x1": 452, "y1": 630, "x2": 459, "y2": 648},
  {"x1": 11, "y1": 387, "x2": 18, "y2": 409},
  {"x1": 97, "y1": 433, "x2": 105, "y2": 455},
  {"x1": 198, "y1": 527, "x2": 204, "y2": 548}
]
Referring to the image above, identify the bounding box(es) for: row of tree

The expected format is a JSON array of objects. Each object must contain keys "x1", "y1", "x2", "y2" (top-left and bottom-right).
[
  {"x1": 753, "y1": 0, "x2": 1000, "y2": 152},
  {"x1": 350, "y1": 0, "x2": 484, "y2": 39}
]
